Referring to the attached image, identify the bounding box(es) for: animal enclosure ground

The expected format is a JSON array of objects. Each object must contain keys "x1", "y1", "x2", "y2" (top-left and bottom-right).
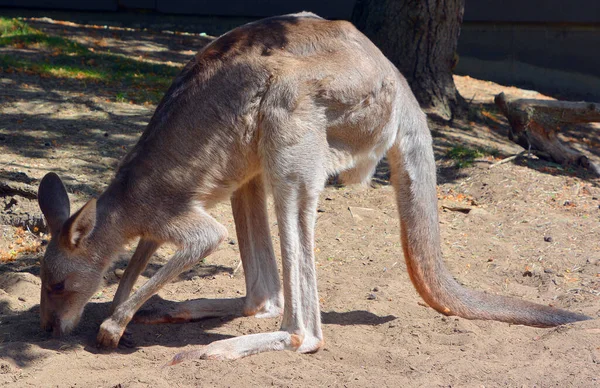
[{"x1": 0, "y1": 17, "x2": 599, "y2": 387}]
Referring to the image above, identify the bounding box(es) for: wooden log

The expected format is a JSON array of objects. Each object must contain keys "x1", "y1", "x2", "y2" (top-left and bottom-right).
[{"x1": 494, "y1": 92, "x2": 600, "y2": 175}]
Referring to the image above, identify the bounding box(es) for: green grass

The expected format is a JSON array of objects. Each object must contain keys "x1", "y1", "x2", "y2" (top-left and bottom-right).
[
  {"x1": 446, "y1": 145, "x2": 499, "y2": 168},
  {"x1": 0, "y1": 17, "x2": 88, "y2": 55},
  {"x1": 0, "y1": 17, "x2": 182, "y2": 104},
  {"x1": 0, "y1": 17, "x2": 37, "y2": 37},
  {"x1": 115, "y1": 91, "x2": 127, "y2": 102}
]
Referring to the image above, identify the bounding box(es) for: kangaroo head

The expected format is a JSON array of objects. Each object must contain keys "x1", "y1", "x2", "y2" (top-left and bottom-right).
[{"x1": 37, "y1": 172, "x2": 103, "y2": 337}]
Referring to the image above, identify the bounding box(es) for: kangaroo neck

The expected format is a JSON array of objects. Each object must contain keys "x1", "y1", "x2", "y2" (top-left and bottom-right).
[{"x1": 90, "y1": 182, "x2": 132, "y2": 269}]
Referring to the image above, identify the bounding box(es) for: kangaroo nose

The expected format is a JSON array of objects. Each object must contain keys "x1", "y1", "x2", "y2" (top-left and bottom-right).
[{"x1": 41, "y1": 314, "x2": 62, "y2": 336}]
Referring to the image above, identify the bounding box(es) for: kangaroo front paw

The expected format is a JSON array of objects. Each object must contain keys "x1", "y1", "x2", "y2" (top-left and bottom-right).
[{"x1": 97, "y1": 318, "x2": 126, "y2": 348}]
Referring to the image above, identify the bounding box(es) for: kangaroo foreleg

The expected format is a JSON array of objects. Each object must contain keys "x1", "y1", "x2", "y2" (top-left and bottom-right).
[
  {"x1": 111, "y1": 238, "x2": 161, "y2": 314},
  {"x1": 97, "y1": 208, "x2": 228, "y2": 348}
]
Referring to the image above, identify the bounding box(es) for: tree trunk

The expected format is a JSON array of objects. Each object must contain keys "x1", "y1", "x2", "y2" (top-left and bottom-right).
[{"x1": 352, "y1": 0, "x2": 466, "y2": 119}]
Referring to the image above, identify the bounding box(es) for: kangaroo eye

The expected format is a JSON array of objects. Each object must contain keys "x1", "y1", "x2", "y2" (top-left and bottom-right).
[{"x1": 49, "y1": 282, "x2": 65, "y2": 294}]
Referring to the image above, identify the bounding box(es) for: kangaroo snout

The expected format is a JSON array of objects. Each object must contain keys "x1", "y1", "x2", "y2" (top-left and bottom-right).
[
  {"x1": 42, "y1": 313, "x2": 80, "y2": 338},
  {"x1": 40, "y1": 310, "x2": 64, "y2": 337}
]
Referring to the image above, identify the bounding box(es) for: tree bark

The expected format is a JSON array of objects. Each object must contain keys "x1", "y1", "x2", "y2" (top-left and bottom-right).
[
  {"x1": 495, "y1": 92, "x2": 600, "y2": 175},
  {"x1": 352, "y1": 0, "x2": 467, "y2": 119}
]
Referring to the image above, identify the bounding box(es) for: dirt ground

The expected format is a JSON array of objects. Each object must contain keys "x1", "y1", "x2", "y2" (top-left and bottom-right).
[{"x1": 0, "y1": 18, "x2": 599, "y2": 388}]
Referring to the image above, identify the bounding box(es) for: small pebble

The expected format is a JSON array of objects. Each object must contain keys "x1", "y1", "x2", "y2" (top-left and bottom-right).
[
  {"x1": 228, "y1": 239, "x2": 236, "y2": 245},
  {"x1": 544, "y1": 268, "x2": 554, "y2": 274},
  {"x1": 544, "y1": 236, "x2": 553, "y2": 242},
  {"x1": 114, "y1": 268, "x2": 125, "y2": 278},
  {"x1": 18, "y1": 297, "x2": 26, "y2": 302},
  {"x1": 367, "y1": 293, "x2": 377, "y2": 300},
  {"x1": 372, "y1": 286, "x2": 379, "y2": 292}
]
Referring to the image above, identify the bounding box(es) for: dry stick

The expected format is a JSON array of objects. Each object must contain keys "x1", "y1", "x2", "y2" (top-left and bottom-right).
[
  {"x1": 489, "y1": 151, "x2": 526, "y2": 168},
  {"x1": 232, "y1": 260, "x2": 243, "y2": 276}
]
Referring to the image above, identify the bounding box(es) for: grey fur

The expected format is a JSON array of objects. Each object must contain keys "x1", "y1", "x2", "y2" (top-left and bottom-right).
[{"x1": 37, "y1": 13, "x2": 589, "y2": 361}]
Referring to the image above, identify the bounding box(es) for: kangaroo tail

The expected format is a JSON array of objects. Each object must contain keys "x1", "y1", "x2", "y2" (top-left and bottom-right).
[{"x1": 387, "y1": 103, "x2": 590, "y2": 327}]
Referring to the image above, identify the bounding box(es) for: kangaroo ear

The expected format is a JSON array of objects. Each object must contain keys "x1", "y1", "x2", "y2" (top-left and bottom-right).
[
  {"x1": 63, "y1": 199, "x2": 97, "y2": 248},
  {"x1": 38, "y1": 173, "x2": 71, "y2": 236}
]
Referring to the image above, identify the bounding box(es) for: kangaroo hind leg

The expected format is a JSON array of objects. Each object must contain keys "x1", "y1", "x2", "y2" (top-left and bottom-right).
[{"x1": 168, "y1": 122, "x2": 328, "y2": 361}]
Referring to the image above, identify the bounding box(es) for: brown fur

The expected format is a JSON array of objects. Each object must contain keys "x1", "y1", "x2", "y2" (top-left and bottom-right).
[{"x1": 37, "y1": 13, "x2": 589, "y2": 360}]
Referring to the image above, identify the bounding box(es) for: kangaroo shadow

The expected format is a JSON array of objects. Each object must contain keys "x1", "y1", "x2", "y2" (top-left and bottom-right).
[
  {"x1": 0, "y1": 289, "x2": 397, "y2": 368},
  {"x1": 322, "y1": 310, "x2": 396, "y2": 326},
  {"x1": 104, "y1": 255, "x2": 235, "y2": 287},
  {"x1": 0, "y1": 296, "x2": 238, "y2": 367}
]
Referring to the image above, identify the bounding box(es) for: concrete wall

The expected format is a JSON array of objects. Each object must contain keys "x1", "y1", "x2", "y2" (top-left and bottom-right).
[
  {"x1": 0, "y1": 0, "x2": 118, "y2": 11},
  {"x1": 464, "y1": 0, "x2": 600, "y2": 23},
  {"x1": 458, "y1": 0, "x2": 600, "y2": 101},
  {"x1": 456, "y1": 23, "x2": 600, "y2": 101}
]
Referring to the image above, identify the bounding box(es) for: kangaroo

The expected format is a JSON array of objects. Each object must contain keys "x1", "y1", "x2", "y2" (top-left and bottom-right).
[{"x1": 37, "y1": 13, "x2": 589, "y2": 362}]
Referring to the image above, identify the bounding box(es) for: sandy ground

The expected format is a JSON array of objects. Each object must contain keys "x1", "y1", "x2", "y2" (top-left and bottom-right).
[{"x1": 0, "y1": 18, "x2": 599, "y2": 387}]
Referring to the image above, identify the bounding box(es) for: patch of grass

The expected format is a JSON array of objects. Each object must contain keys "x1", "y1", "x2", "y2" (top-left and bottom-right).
[
  {"x1": 0, "y1": 17, "x2": 181, "y2": 104},
  {"x1": 0, "y1": 17, "x2": 88, "y2": 55},
  {"x1": 0, "y1": 17, "x2": 37, "y2": 37},
  {"x1": 0, "y1": 55, "x2": 105, "y2": 80},
  {"x1": 41, "y1": 62, "x2": 104, "y2": 80},
  {"x1": 446, "y1": 145, "x2": 499, "y2": 168},
  {"x1": 115, "y1": 91, "x2": 127, "y2": 102},
  {"x1": 0, "y1": 33, "x2": 89, "y2": 55}
]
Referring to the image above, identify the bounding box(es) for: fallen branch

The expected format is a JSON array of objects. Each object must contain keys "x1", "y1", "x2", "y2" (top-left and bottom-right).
[{"x1": 494, "y1": 92, "x2": 600, "y2": 175}]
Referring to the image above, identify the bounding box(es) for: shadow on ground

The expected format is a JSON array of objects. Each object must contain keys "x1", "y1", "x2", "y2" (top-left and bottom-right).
[{"x1": 0, "y1": 292, "x2": 395, "y2": 368}]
